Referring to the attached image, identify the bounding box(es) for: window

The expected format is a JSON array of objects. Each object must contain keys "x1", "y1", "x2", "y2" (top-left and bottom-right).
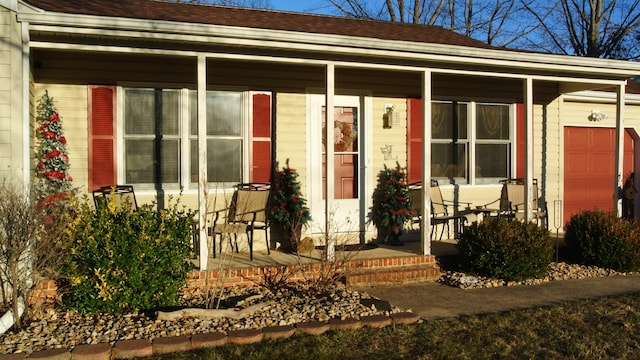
[
  {"x1": 412, "y1": 100, "x2": 514, "y2": 185},
  {"x1": 121, "y1": 87, "x2": 267, "y2": 190}
]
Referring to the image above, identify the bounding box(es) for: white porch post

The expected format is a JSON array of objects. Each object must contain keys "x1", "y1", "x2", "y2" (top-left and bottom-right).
[
  {"x1": 524, "y1": 77, "x2": 534, "y2": 221},
  {"x1": 614, "y1": 82, "x2": 626, "y2": 216},
  {"x1": 420, "y1": 70, "x2": 432, "y2": 255},
  {"x1": 325, "y1": 63, "x2": 336, "y2": 262},
  {"x1": 197, "y1": 55, "x2": 208, "y2": 270}
]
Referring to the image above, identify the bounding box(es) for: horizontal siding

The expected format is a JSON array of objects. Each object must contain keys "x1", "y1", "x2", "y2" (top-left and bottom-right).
[
  {"x1": 371, "y1": 97, "x2": 407, "y2": 177},
  {"x1": 275, "y1": 92, "x2": 308, "y2": 193},
  {"x1": 0, "y1": 8, "x2": 20, "y2": 184},
  {"x1": 33, "y1": 84, "x2": 89, "y2": 193}
]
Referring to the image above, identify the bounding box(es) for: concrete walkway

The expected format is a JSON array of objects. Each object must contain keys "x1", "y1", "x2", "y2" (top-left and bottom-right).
[{"x1": 359, "y1": 273, "x2": 640, "y2": 319}]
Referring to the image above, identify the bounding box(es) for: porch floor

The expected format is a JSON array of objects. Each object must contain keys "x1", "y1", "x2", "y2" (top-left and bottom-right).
[{"x1": 192, "y1": 231, "x2": 457, "y2": 272}]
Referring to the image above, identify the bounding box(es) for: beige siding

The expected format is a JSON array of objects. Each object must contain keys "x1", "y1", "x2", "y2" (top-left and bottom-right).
[
  {"x1": 32, "y1": 84, "x2": 89, "y2": 193},
  {"x1": 0, "y1": 8, "x2": 26, "y2": 185},
  {"x1": 274, "y1": 92, "x2": 308, "y2": 193},
  {"x1": 371, "y1": 97, "x2": 407, "y2": 177}
]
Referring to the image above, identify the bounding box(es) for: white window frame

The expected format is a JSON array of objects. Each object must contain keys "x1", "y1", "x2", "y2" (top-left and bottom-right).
[
  {"x1": 432, "y1": 100, "x2": 515, "y2": 185},
  {"x1": 117, "y1": 85, "x2": 250, "y2": 192}
]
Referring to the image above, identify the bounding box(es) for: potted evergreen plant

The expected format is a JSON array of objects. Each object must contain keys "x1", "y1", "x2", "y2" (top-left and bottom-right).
[
  {"x1": 369, "y1": 162, "x2": 415, "y2": 245},
  {"x1": 270, "y1": 161, "x2": 312, "y2": 252}
]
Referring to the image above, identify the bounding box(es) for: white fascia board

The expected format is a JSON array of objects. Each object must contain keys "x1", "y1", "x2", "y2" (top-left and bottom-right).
[
  {"x1": 563, "y1": 90, "x2": 640, "y2": 104},
  {"x1": 18, "y1": 11, "x2": 640, "y2": 79}
]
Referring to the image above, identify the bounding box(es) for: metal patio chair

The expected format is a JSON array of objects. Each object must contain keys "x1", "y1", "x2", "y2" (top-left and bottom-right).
[
  {"x1": 208, "y1": 183, "x2": 271, "y2": 261},
  {"x1": 92, "y1": 184, "x2": 138, "y2": 211}
]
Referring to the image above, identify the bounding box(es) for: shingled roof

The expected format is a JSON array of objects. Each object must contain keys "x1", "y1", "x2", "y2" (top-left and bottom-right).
[{"x1": 23, "y1": 0, "x2": 495, "y2": 50}]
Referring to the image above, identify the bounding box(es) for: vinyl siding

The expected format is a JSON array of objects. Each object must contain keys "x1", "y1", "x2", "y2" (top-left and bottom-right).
[
  {"x1": 33, "y1": 84, "x2": 89, "y2": 192},
  {"x1": 0, "y1": 8, "x2": 25, "y2": 185},
  {"x1": 274, "y1": 92, "x2": 308, "y2": 194}
]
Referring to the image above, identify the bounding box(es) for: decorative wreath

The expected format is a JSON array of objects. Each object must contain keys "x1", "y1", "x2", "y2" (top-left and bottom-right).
[{"x1": 323, "y1": 121, "x2": 355, "y2": 152}]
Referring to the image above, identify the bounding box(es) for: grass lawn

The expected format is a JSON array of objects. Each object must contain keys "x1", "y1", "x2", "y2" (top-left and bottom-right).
[{"x1": 149, "y1": 292, "x2": 640, "y2": 360}]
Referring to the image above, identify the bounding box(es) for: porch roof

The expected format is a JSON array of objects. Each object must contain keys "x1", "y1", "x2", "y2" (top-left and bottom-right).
[{"x1": 18, "y1": 0, "x2": 640, "y2": 83}]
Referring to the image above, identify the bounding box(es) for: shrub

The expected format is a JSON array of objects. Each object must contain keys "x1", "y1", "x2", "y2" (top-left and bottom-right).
[
  {"x1": 457, "y1": 218, "x2": 553, "y2": 281},
  {"x1": 62, "y1": 195, "x2": 194, "y2": 313},
  {"x1": 564, "y1": 210, "x2": 640, "y2": 272}
]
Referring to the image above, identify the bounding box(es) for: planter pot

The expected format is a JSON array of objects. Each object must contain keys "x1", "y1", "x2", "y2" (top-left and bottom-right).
[
  {"x1": 387, "y1": 223, "x2": 403, "y2": 246},
  {"x1": 272, "y1": 223, "x2": 302, "y2": 253}
]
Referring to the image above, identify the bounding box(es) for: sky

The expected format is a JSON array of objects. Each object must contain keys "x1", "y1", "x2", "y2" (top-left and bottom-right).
[{"x1": 268, "y1": 0, "x2": 334, "y2": 15}]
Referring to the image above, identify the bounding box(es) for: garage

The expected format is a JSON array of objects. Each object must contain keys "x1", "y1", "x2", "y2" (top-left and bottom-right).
[{"x1": 564, "y1": 127, "x2": 635, "y2": 224}]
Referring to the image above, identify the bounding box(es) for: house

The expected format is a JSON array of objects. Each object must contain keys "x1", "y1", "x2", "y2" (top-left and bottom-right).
[{"x1": 2, "y1": 0, "x2": 640, "y2": 270}]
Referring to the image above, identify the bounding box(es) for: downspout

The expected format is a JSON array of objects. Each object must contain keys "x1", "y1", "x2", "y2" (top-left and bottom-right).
[
  {"x1": 0, "y1": 297, "x2": 25, "y2": 334},
  {"x1": 21, "y1": 21, "x2": 30, "y2": 193}
]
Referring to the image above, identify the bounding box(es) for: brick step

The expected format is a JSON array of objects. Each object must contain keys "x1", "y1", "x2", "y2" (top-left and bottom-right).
[{"x1": 343, "y1": 264, "x2": 442, "y2": 286}]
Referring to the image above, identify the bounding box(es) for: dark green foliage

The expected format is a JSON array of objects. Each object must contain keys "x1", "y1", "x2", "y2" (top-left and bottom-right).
[
  {"x1": 457, "y1": 218, "x2": 553, "y2": 281},
  {"x1": 564, "y1": 210, "x2": 640, "y2": 272},
  {"x1": 270, "y1": 161, "x2": 311, "y2": 228},
  {"x1": 62, "y1": 195, "x2": 194, "y2": 313},
  {"x1": 369, "y1": 162, "x2": 414, "y2": 228}
]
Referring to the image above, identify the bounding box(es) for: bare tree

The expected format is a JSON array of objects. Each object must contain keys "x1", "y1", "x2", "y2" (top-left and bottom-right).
[
  {"x1": 0, "y1": 183, "x2": 67, "y2": 328},
  {"x1": 523, "y1": 0, "x2": 640, "y2": 59},
  {"x1": 325, "y1": 0, "x2": 537, "y2": 47}
]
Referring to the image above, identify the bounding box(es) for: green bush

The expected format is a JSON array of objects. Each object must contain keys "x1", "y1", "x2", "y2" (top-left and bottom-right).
[
  {"x1": 457, "y1": 218, "x2": 553, "y2": 281},
  {"x1": 62, "y1": 195, "x2": 194, "y2": 313},
  {"x1": 564, "y1": 210, "x2": 640, "y2": 272}
]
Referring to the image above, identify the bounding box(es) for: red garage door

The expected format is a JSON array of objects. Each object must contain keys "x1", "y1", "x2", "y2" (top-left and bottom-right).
[{"x1": 564, "y1": 127, "x2": 634, "y2": 224}]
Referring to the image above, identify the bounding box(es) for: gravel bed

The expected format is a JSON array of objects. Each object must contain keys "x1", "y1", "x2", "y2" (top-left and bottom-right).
[
  {"x1": 438, "y1": 262, "x2": 630, "y2": 289},
  {"x1": 0, "y1": 262, "x2": 631, "y2": 355},
  {"x1": 0, "y1": 283, "x2": 402, "y2": 355}
]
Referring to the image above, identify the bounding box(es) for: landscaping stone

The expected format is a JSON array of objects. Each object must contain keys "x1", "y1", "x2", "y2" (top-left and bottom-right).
[
  {"x1": 112, "y1": 339, "x2": 152, "y2": 359},
  {"x1": 70, "y1": 344, "x2": 111, "y2": 360},
  {"x1": 190, "y1": 332, "x2": 227, "y2": 349},
  {"x1": 390, "y1": 312, "x2": 421, "y2": 325},
  {"x1": 360, "y1": 314, "x2": 392, "y2": 328},
  {"x1": 261, "y1": 326, "x2": 296, "y2": 340},
  {"x1": 152, "y1": 335, "x2": 191, "y2": 355},
  {"x1": 295, "y1": 321, "x2": 330, "y2": 335},
  {"x1": 28, "y1": 348, "x2": 70, "y2": 360},
  {"x1": 329, "y1": 318, "x2": 362, "y2": 331},
  {"x1": 227, "y1": 329, "x2": 263, "y2": 345}
]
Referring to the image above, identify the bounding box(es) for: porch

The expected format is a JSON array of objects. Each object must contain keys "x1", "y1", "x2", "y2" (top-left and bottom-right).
[{"x1": 187, "y1": 231, "x2": 457, "y2": 288}]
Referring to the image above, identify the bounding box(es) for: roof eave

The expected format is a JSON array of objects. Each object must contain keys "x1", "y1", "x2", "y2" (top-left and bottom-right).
[{"x1": 17, "y1": 10, "x2": 640, "y2": 80}]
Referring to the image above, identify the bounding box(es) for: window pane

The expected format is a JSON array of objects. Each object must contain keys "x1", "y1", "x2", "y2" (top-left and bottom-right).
[
  {"x1": 190, "y1": 139, "x2": 242, "y2": 183},
  {"x1": 207, "y1": 92, "x2": 242, "y2": 136},
  {"x1": 431, "y1": 143, "x2": 467, "y2": 181},
  {"x1": 432, "y1": 102, "x2": 467, "y2": 140},
  {"x1": 125, "y1": 139, "x2": 179, "y2": 184},
  {"x1": 476, "y1": 144, "x2": 509, "y2": 179},
  {"x1": 125, "y1": 89, "x2": 179, "y2": 135},
  {"x1": 476, "y1": 104, "x2": 509, "y2": 140}
]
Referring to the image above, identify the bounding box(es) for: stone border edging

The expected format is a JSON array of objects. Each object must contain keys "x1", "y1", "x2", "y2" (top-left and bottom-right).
[{"x1": 0, "y1": 312, "x2": 421, "y2": 359}]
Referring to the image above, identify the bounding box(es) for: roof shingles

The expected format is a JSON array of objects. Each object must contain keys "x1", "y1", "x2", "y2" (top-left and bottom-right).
[{"x1": 23, "y1": 0, "x2": 495, "y2": 49}]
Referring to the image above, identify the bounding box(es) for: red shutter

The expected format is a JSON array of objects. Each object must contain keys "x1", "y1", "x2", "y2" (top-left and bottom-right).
[
  {"x1": 407, "y1": 98, "x2": 423, "y2": 184},
  {"x1": 250, "y1": 93, "x2": 272, "y2": 183},
  {"x1": 516, "y1": 103, "x2": 525, "y2": 179},
  {"x1": 88, "y1": 86, "x2": 116, "y2": 190}
]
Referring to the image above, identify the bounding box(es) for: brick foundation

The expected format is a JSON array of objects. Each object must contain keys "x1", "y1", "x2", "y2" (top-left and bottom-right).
[{"x1": 26, "y1": 254, "x2": 440, "y2": 305}]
